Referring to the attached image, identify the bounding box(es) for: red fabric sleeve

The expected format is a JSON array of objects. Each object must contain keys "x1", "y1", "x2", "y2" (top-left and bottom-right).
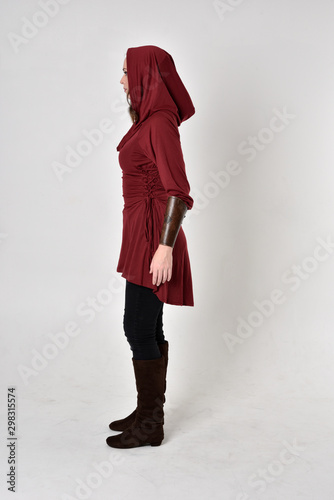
[{"x1": 139, "y1": 112, "x2": 194, "y2": 209}]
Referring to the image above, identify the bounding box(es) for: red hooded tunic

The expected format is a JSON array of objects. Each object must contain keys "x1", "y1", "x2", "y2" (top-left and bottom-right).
[{"x1": 116, "y1": 45, "x2": 195, "y2": 306}]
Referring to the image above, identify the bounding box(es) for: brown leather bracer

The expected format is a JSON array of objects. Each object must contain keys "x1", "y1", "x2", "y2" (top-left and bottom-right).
[{"x1": 159, "y1": 196, "x2": 188, "y2": 248}]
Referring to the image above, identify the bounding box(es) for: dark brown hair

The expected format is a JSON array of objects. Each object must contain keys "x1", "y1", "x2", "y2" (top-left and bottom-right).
[{"x1": 126, "y1": 93, "x2": 139, "y2": 124}]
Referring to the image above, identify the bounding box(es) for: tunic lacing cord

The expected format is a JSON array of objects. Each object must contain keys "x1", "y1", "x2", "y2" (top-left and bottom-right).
[{"x1": 143, "y1": 169, "x2": 160, "y2": 258}]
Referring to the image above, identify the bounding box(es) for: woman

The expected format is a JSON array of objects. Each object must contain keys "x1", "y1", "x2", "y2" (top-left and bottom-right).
[{"x1": 106, "y1": 45, "x2": 195, "y2": 449}]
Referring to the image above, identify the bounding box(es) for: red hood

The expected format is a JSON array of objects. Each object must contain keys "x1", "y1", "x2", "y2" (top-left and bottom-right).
[{"x1": 117, "y1": 45, "x2": 195, "y2": 151}]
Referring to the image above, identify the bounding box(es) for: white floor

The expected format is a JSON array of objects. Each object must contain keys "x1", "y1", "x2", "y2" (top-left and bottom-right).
[
  {"x1": 2, "y1": 1, "x2": 334, "y2": 497},
  {"x1": 1, "y1": 345, "x2": 334, "y2": 500}
]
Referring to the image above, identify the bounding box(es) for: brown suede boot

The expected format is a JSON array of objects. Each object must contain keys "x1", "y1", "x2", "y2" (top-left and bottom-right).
[
  {"x1": 108, "y1": 341, "x2": 168, "y2": 431},
  {"x1": 106, "y1": 355, "x2": 165, "y2": 448}
]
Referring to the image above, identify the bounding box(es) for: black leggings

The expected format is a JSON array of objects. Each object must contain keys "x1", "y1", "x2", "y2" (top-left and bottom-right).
[{"x1": 123, "y1": 280, "x2": 167, "y2": 360}]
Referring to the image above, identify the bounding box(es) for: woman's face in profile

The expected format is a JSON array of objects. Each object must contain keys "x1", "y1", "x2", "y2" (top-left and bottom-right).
[{"x1": 120, "y1": 57, "x2": 129, "y2": 96}]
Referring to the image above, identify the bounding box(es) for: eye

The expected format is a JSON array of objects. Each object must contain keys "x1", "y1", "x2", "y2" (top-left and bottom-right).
[{"x1": 123, "y1": 70, "x2": 127, "y2": 75}]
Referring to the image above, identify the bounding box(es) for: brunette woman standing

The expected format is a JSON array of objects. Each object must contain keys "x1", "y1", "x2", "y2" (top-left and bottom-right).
[{"x1": 106, "y1": 45, "x2": 195, "y2": 449}]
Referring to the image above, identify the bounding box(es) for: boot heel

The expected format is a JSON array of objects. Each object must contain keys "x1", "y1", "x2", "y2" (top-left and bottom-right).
[{"x1": 150, "y1": 441, "x2": 162, "y2": 447}]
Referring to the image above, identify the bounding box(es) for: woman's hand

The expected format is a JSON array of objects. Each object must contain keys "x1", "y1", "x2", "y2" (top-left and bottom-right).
[{"x1": 149, "y1": 244, "x2": 173, "y2": 286}]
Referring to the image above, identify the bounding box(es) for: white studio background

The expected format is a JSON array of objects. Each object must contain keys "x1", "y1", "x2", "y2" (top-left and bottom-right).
[{"x1": 1, "y1": 0, "x2": 334, "y2": 499}]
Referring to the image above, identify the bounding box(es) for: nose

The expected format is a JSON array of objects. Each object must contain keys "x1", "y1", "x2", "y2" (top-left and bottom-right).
[{"x1": 120, "y1": 75, "x2": 125, "y2": 85}]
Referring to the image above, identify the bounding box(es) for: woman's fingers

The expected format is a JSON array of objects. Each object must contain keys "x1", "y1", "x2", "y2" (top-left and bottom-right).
[
  {"x1": 154, "y1": 266, "x2": 171, "y2": 286},
  {"x1": 152, "y1": 267, "x2": 161, "y2": 286},
  {"x1": 150, "y1": 245, "x2": 173, "y2": 286},
  {"x1": 152, "y1": 266, "x2": 165, "y2": 286},
  {"x1": 158, "y1": 268, "x2": 165, "y2": 286},
  {"x1": 161, "y1": 268, "x2": 167, "y2": 284}
]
